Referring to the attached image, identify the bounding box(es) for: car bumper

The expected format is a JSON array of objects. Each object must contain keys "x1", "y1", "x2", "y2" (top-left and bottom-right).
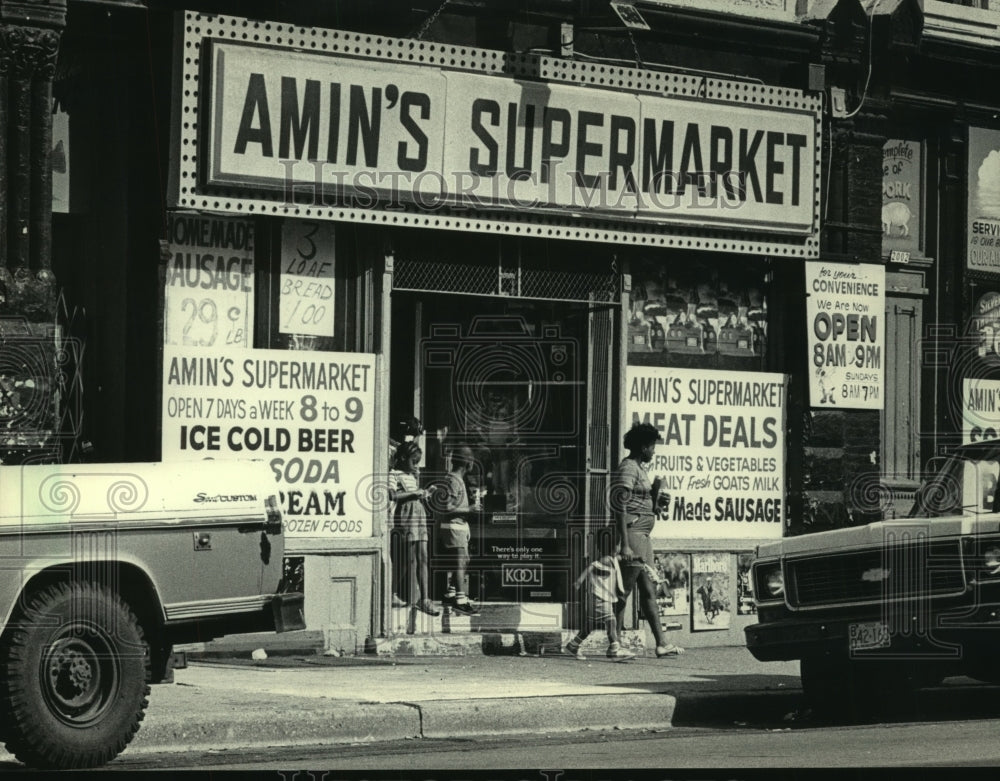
[{"x1": 746, "y1": 606, "x2": 1000, "y2": 663}]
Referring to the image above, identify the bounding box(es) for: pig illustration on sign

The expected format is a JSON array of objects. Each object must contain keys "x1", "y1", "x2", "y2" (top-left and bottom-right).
[{"x1": 882, "y1": 201, "x2": 912, "y2": 237}]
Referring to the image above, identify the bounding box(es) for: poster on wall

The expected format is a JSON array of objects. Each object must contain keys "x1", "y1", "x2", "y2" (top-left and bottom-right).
[
  {"x1": 626, "y1": 366, "x2": 786, "y2": 540},
  {"x1": 804, "y1": 261, "x2": 885, "y2": 410},
  {"x1": 652, "y1": 551, "x2": 690, "y2": 630},
  {"x1": 280, "y1": 221, "x2": 336, "y2": 337},
  {"x1": 160, "y1": 345, "x2": 375, "y2": 538},
  {"x1": 164, "y1": 214, "x2": 254, "y2": 350},
  {"x1": 969, "y1": 290, "x2": 1000, "y2": 366},
  {"x1": 881, "y1": 139, "x2": 922, "y2": 261},
  {"x1": 968, "y1": 127, "x2": 1000, "y2": 273},
  {"x1": 691, "y1": 552, "x2": 731, "y2": 632}
]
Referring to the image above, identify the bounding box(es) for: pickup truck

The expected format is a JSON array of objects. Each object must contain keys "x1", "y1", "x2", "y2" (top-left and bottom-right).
[
  {"x1": 746, "y1": 439, "x2": 1000, "y2": 720},
  {"x1": 0, "y1": 460, "x2": 304, "y2": 769}
]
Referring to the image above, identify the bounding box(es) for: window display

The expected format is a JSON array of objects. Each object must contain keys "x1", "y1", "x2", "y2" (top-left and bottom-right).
[{"x1": 628, "y1": 257, "x2": 768, "y2": 369}]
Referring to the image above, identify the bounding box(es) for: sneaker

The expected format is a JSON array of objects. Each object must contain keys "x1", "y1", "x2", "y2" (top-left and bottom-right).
[
  {"x1": 606, "y1": 647, "x2": 636, "y2": 661},
  {"x1": 655, "y1": 644, "x2": 684, "y2": 657},
  {"x1": 441, "y1": 592, "x2": 457, "y2": 607},
  {"x1": 415, "y1": 599, "x2": 441, "y2": 617},
  {"x1": 451, "y1": 601, "x2": 480, "y2": 617},
  {"x1": 563, "y1": 643, "x2": 587, "y2": 660}
]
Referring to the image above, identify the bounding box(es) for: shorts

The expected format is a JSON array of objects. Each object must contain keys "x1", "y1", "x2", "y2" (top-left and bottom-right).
[
  {"x1": 437, "y1": 518, "x2": 470, "y2": 551},
  {"x1": 395, "y1": 501, "x2": 429, "y2": 543},
  {"x1": 621, "y1": 528, "x2": 654, "y2": 595},
  {"x1": 589, "y1": 594, "x2": 615, "y2": 625},
  {"x1": 402, "y1": 524, "x2": 429, "y2": 543}
]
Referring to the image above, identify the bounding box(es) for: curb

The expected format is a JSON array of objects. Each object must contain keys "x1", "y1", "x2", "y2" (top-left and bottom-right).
[
  {"x1": 125, "y1": 692, "x2": 679, "y2": 755},
  {"x1": 130, "y1": 702, "x2": 422, "y2": 752},
  {"x1": 417, "y1": 693, "x2": 677, "y2": 739}
]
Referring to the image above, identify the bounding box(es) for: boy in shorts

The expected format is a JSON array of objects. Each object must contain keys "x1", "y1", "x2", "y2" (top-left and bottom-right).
[
  {"x1": 431, "y1": 445, "x2": 479, "y2": 616},
  {"x1": 563, "y1": 554, "x2": 635, "y2": 661}
]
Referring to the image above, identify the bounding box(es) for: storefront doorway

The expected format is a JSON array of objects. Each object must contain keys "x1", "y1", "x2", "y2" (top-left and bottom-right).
[{"x1": 390, "y1": 292, "x2": 594, "y2": 606}]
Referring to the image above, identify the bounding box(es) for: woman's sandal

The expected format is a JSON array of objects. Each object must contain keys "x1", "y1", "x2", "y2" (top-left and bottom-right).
[{"x1": 655, "y1": 644, "x2": 684, "y2": 657}]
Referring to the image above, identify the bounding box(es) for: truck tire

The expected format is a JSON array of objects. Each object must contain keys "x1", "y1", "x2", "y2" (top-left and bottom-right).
[
  {"x1": 801, "y1": 656, "x2": 918, "y2": 722},
  {"x1": 0, "y1": 582, "x2": 150, "y2": 769}
]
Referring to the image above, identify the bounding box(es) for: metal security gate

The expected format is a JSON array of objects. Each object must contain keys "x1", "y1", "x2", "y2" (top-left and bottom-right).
[{"x1": 392, "y1": 255, "x2": 619, "y2": 304}]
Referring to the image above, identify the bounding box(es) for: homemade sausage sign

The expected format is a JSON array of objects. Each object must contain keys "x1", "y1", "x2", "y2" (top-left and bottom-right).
[
  {"x1": 205, "y1": 41, "x2": 816, "y2": 234},
  {"x1": 626, "y1": 367, "x2": 786, "y2": 540},
  {"x1": 161, "y1": 346, "x2": 376, "y2": 537}
]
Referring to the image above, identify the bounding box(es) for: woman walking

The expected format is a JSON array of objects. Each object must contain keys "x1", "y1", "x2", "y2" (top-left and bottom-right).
[{"x1": 612, "y1": 422, "x2": 683, "y2": 658}]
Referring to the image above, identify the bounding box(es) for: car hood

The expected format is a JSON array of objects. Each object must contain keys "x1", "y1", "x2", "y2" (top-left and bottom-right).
[{"x1": 755, "y1": 514, "x2": 998, "y2": 559}]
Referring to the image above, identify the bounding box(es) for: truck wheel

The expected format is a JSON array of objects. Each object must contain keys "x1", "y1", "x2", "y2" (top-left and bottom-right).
[
  {"x1": 800, "y1": 656, "x2": 886, "y2": 722},
  {"x1": 801, "y1": 656, "x2": 917, "y2": 722},
  {"x1": 0, "y1": 582, "x2": 150, "y2": 769}
]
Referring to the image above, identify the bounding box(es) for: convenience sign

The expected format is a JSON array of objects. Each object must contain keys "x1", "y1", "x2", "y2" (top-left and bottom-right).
[{"x1": 205, "y1": 41, "x2": 816, "y2": 234}]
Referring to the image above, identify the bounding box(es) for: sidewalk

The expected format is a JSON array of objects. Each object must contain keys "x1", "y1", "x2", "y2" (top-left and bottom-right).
[{"x1": 125, "y1": 644, "x2": 803, "y2": 756}]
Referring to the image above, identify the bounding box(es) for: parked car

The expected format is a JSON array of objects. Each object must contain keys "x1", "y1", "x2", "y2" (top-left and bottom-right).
[
  {"x1": 746, "y1": 439, "x2": 1000, "y2": 719},
  {"x1": 0, "y1": 460, "x2": 303, "y2": 769}
]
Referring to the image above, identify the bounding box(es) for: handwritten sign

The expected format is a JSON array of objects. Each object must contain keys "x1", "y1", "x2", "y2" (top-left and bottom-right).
[
  {"x1": 280, "y1": 221, "x2": 336, "y2": 337},
  {"x1": 626, "y1": 366, "x2": 786, "y2": 540},
  {"x1": 164, "y1": 215, "x2": 254, "y2": 349},
  {"x1": 805, "y1": 262, "x2": 884, "y2": 410},
  {"x1": 160, "y1": 345, "x2": 375, "y2": 537}
]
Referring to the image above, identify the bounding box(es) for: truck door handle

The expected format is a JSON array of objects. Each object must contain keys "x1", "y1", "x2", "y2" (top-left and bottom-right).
[{"x1": 193, "y1": 532, "x2": 212, "y2": 551}]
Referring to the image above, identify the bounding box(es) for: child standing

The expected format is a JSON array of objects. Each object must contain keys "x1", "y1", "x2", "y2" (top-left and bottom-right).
[
  {"x1": 389, "y1": 441, "x2": 439, "y2": 616},
  {"x1": 563, "y1": 554, "x2": 635, "y2": 661},
  {"x1": 430, "y1": 445, "x2": 480, "y2": 616}
]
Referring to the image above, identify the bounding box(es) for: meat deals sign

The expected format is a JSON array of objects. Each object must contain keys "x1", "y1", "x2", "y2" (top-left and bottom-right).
[
  {"x1": 626, "y1": 366, "x2": 786, "y2": 540},
  {"x1": 161, "y1": 346, "x2": 376, "y2": 537}
]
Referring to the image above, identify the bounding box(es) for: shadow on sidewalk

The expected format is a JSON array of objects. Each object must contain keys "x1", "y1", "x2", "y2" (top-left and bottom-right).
[{"x1": 658, "y1": 675, "x2": 1000, "y2": 730}]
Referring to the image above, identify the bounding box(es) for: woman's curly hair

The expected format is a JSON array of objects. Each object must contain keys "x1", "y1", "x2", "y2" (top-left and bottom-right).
[{"x1": 623, "y1": 422, "x2": 662, "y2": 453}]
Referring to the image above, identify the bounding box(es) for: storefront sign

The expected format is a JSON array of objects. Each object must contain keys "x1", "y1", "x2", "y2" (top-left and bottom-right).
[
  {"x1": 204, "y1": 41, "x2": 816, "y2": 234},
  {"x1": 968, "y1": 127, "x2": 1000, "y2": 273},
  {"x1": 160, "y1": 345, "x2": 375, "y2": 537},
  {"x1": 626, "y1": 366, "x2": 786, "y2": 540},
  {"x1": 280, "y1": 221, "x2": 336, "y2": 337},
  {"x1": 963, "y1": 377, "x2": 1000, "y2": 444},
  {"x1": 805, "y1": 262, "x2": 885, "y2": 410},
  {"x1": 882, "y1": 139, "x2": 921, "y2": 258},
  {"x1": 639, "y1": 0, "x2": 794, "y2": 21},
  {"x1": 164, "y1": 215, "x2": 254, "y2": 349}
]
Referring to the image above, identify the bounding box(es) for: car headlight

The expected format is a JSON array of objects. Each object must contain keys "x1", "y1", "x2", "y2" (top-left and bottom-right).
[
  {"x1": 984, "y1": 546, "x2": 1000, "y2": 576},
  {"x1": 766, "y1": 569, "x2": 785, "y2": 597}
]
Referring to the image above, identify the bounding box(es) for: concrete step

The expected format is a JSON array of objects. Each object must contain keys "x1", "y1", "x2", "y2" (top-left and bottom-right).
[{"x1": 388, "y1": 601, "x2": 565, "y2": 636}]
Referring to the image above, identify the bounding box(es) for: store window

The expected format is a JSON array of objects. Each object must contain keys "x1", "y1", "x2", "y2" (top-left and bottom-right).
[{"x1": 627, "y1": 255, "x2": 768, "y2": 371}]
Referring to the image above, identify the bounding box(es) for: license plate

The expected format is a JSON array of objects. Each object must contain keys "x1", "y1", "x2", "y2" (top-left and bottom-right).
[{"x1": 848, "y1": 621, "x2": 890, "y2": 651}]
